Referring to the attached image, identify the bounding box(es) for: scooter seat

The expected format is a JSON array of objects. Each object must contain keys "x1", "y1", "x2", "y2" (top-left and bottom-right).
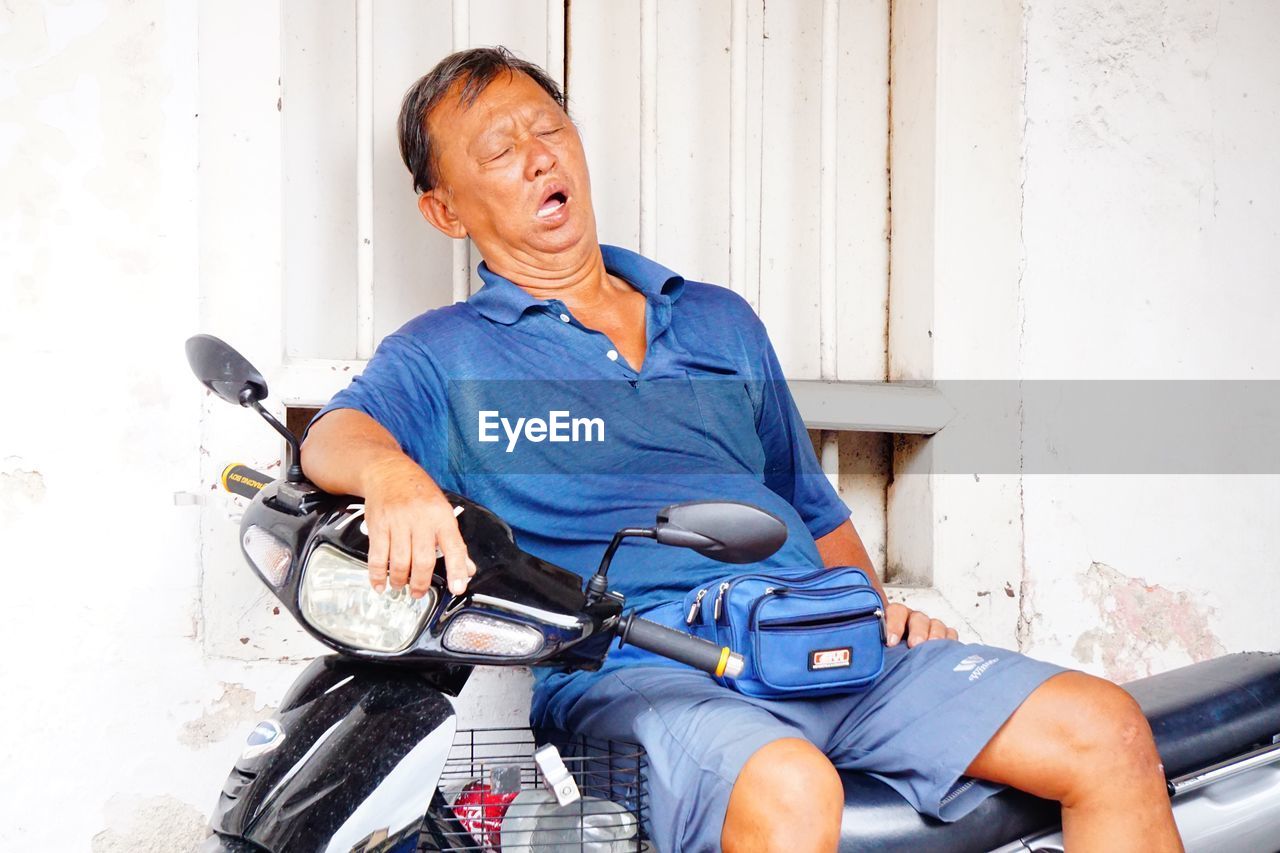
[
  {"x1": 836, "y1": 651, "x2": 1280, "y2": 852},
  {"x1": 1125, "y1": 651, "x2": 1280, "y2": 776}
]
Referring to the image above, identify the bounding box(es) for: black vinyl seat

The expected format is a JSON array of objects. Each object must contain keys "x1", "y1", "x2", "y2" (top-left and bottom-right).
[
  {"x1": 1126, "y1": 651, "x2": 1280, "y2": 777},
  {"x1": 837, "y1": 652, "x2": 1280, "y2": 853}
]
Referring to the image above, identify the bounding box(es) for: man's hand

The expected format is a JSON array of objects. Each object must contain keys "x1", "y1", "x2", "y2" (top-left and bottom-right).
[
  {"x1": 361, "y1": 455, "x2": 476, "y2": 598},
  {"x1": 884, "y1": 602, "x2": 958, "y2": 648},
  {"x1": 301, "y1": 409, "x2": 476, "y2": 599}
]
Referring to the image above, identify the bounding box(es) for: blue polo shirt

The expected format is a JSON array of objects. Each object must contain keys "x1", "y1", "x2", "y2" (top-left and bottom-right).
[{"x1": 314, "y1": 244, "x2": 851, "y2": 712}]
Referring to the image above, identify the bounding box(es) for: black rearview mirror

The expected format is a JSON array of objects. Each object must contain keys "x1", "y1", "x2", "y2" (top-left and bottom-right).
[
  {"x1": 185, "y1": 334, "x2": 305, "y2": 484},
  {"x1": 584, "y1": 500, "x2": 790, "y2": 603},
  {"x1": 185, "y1": 334, "x2": 269, "y2": 407},
  {"x1": 654, "y1": 501, "x2": 788, "y2": 564}
]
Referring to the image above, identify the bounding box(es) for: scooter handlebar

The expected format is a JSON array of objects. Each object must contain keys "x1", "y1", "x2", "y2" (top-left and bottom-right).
[
  {"x1": 618, "y1": 614, "x2": 745, "y2": 679},
  {"x1": 221, "y1": 463, "x2": 271, "y2": 499}
]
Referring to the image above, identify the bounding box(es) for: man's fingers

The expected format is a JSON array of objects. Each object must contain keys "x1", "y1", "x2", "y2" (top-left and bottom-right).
[
  {"x1": 387, "y1": 522, "x2": 413, "y2": 590},
  {"x1": 440, "y1": 528, "x2": 472, "y2": 596},
  {"x1": 884, "y1": 602, "x2": 909, "y2": 646},
  {"x1": 887, "y1": 604, "x2": 959, "y2": 647},
  {"x1": 906, "y1": 610, "x2": 931, "y2": 648},
  {"x1": 409, "y1": 527, "x2": 438, "y2": 599},
  {"x1": 366, "y1": 521, "x2": 390, "y2": 592}
]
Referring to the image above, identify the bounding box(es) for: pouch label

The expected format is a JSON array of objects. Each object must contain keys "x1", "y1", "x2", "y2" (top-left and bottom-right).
[{"x1": 809, "y1": 647, "x2": 852, "y2": 670}]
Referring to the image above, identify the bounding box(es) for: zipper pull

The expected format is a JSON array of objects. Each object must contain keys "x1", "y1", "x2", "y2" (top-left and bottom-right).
[
  {"x1": 712, "y1": 581, "x2": 731, "y2": 622},
  {"x1": 686, "y1": 588, "x2": 708, "y2": 625},
  {"x1": 875, "y1": 608, "x2": 886, "y2": 643}
]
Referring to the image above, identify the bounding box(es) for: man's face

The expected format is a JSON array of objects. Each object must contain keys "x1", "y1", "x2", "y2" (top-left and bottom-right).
[{"x1": 422, "y1": 70, "x2": 596, "y2": 264}]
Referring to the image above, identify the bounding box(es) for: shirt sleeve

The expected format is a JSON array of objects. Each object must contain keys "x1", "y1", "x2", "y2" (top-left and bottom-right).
[
  {"x1": 751, "y1": 322, "x2": 852, "y2": 540},
  {"x1": 306, "y1": 333, "x2": 454, "y2": 489}
]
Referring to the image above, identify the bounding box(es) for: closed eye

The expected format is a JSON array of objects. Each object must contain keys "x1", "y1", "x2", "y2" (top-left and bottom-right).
[
  {"x1": 485, "y1": 147, "x2": 512, "y2": 163},
  {"x1": 538, "y1": 127, "x2": 564, "y2": 137}
]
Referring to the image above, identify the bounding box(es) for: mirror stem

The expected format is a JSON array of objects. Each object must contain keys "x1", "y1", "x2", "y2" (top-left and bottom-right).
[
  {"x1": 585, "y1": 527, "x2": 654, "y2": 604},
  {"x1": 243, "y1": 393, "x2": 305, "y2": 483}
]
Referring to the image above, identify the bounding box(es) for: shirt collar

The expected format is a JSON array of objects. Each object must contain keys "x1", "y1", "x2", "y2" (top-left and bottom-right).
[{"x1": 469, "y1": 244, "x2": 686, "y2": 325}]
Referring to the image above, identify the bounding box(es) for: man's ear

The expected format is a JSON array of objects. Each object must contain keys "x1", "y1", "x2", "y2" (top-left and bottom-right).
[{"x1": 418, "y1": 189, "x2": 468, "y2": 239}]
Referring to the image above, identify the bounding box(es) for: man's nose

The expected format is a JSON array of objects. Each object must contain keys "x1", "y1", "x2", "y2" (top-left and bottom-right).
[{"x1": 524, "y1": 137, "x2": 557, "y2": 180}]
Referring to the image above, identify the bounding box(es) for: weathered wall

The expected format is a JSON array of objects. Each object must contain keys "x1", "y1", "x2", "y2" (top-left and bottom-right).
[
  {"x1": 0, "y1": 2, "x2": 304, "y2": 849},
  {"x1": 0, "y1": 5, "x2": 532, "y2": 849},
  {"x1": 1016, "y1": 0, "x2": 1280, "y2": 673}
]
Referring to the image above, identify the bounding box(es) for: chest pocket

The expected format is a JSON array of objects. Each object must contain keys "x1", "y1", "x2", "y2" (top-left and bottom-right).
[{"x1": 688, "y1": 373, "x2": 766, "y2": 475}]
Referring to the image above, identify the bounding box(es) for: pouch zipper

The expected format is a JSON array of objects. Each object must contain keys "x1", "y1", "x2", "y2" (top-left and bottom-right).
[
  {"x1": 757, "y1": 608, "x2": 886, "y2": 643},
  {"x1": 686, "y1": 587, "x2": 709, "y2": 626},
  {"x1": 757, "y1": 607, "x2": 884, "y2": 630},
  {"x1": 750, "y1": 587, "x2": 887, "y2": 643},
  {"x1": 712, "y1": 581, "x2": 731, "y2": 622},
  {"x1": 715, "y1": 567, "x2": 833, "y2": 628}
]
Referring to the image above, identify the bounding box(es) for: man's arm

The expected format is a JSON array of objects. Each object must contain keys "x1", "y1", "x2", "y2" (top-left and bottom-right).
[
  {"x1": 302, "y1": 409, "x2": 474, "y2": 597},
  {"x1": 814, "y1": 518, "x2": 957, "y2": 648},
  {"x1": 814, "y1": 518, "x2": 880, "y2": 592}
]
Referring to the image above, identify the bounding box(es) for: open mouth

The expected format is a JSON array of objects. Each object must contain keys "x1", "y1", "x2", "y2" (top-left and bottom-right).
[{"x1": 536, "y1": 188, "x2": 569, "y2": 219}]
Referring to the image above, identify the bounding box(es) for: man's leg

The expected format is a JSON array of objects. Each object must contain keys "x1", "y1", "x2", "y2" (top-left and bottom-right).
[
  {"x1": 964, "y1": 670, "x2": 1183, "y2": 851},
  {"x1": 719, "y1": 640, "x2": 1184, "y2": 852},
  {"x1": 721, "y1": 738, "x2": 843, "y2": 853},
  {"x1": 552, "y1": 666, "x2": 846, "y2": 853}
]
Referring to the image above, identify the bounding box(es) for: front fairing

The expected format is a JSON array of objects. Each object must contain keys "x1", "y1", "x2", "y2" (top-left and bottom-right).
[
  {"x1": 212, "y1": 656, "x2": 457, "y2": 851},
  {"x1": 239, "y1": 483, "x2": 622, "y2": 672}
]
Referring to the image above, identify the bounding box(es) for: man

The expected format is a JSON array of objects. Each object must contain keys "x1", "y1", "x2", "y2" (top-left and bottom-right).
[{"x1": 301, "y1": 48, "x2": 1183, "y2": 852}]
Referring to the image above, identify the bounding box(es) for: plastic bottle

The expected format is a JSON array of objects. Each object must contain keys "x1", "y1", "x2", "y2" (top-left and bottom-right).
[{"x1": 499, "y1": 789, "x2": 643, "y2": 851}]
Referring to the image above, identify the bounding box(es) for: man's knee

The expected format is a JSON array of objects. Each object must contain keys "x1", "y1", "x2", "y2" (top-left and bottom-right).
[
  {"x1": 1046, "y1": 673, "x2": 1165, "y2": 803},
  {"x1": 722, "y1": 738, "x2": 843, "y2": 852}
]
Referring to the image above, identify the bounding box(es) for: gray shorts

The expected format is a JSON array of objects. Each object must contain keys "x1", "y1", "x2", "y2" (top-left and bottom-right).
[{"x1": 543, "y1": 602, "x2": 1068, "y2": 853}]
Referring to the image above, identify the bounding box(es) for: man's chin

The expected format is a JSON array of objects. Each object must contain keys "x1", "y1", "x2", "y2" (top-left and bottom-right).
[{"x1": 526, "y1": 219, "x2": 593, "y2": 256}]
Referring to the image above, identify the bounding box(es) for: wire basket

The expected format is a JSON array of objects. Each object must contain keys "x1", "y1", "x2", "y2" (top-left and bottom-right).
[{"x1": 417, "y1": 727, "x2": 652, "y2": 852}]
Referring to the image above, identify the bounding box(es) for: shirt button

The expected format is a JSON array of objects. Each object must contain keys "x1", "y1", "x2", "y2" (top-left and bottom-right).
[
  {"x1": 559, "y1": 313, "x2": 571, "y2": 323},
  {"x1": 606, "y1": 349, "x2": 619, "y2": 361}
]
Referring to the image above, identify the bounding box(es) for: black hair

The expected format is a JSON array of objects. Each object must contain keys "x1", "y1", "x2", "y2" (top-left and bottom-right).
[{"x1": 397, "y1": 46, "x2": 567, "y2": 194}]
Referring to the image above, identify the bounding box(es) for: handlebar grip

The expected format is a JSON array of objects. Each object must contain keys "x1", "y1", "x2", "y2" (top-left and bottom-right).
[
  {"x1": 221, "y1": 463, "x2": 271, "y2": 499},
  {"x1": 619, "y1": 614, "x2": 745, "y2": 679}
]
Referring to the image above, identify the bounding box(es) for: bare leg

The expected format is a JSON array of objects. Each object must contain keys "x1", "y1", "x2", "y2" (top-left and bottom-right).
[
  {"x1": 965, "y1": 671, "x2": 1184, "y2": 851},
  {"x1": 722, "y1": 738, "x2": 843, "y2": 853}
]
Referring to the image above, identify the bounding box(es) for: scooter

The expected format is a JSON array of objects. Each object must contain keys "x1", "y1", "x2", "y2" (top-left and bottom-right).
[{"x1": 188, "y1": 334, "x2": 1280, "y2": 852}]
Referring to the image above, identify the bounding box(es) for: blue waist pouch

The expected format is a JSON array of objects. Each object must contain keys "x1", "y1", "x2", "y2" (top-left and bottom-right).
[{"x1": 681, "y1": 565, "x2": 886, "y2": 698}]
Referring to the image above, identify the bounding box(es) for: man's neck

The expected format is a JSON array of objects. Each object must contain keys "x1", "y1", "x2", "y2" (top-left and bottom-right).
[{"x1": 484, "y1": 243, "x2": 631, "y2": 315}]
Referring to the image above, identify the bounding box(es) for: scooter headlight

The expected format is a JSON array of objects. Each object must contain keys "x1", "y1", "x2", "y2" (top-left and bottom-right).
[
  {"x1": 442, "y1": 612, "x2": 544, "y2": 657},
  {"x1": 298, "y1": 543, "x2": 437, "y2": 652}
]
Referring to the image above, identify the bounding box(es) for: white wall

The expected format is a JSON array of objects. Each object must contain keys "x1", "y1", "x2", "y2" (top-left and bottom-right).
[
  {"x1": 0, "y1": 2, "x2": 306, "y2": 850},
  {"x1": 1015, "y1": 0, "x2": 1280, "y2": 675},
  {"x1": 2, "y1": 1, "x2": 1278, "y2": 850},
  {"x1": 884, "y1": 0, "x2": 1280, "y2": 677}
]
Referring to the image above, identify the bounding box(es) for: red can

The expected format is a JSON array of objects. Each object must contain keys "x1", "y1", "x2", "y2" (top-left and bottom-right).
[{"x1": 451, "y1": 780, "x2": 519, "y2": 850}]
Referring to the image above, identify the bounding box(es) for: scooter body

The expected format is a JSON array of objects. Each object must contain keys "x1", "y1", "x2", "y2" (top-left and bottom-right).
[
  {"x1": 207, "y1": 656, "x2": 458, "y2": 852},
  {"x1": 198, "y1": 475, "x2": 735, "y2": 852}
]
